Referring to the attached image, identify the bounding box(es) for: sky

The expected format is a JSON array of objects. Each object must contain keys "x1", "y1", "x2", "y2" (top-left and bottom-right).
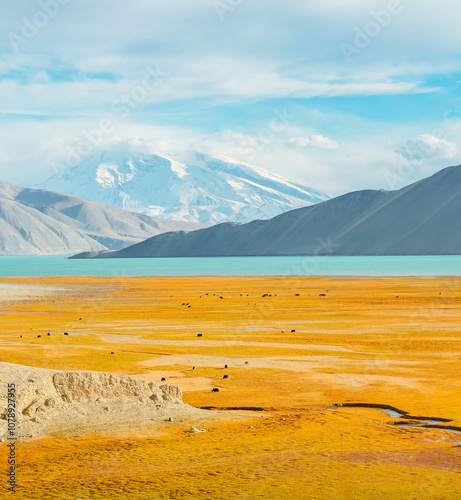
[{"x1": 1, "y1": 0, "x2": 461, "y2": 196}]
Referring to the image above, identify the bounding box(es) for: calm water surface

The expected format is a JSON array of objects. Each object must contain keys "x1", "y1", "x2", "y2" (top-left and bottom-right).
[{"x1": 0, "y1": 255, "x2": 460, "y2": 277}]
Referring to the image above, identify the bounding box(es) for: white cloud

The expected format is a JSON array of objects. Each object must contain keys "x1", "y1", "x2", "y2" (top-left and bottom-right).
[
  {"x1": 1, "y1": 0, "x2": 461, "y2": 198},
  {"x1": 0, "y1": 117, "x2": 458, "y2": 201},
  {"x1": 396, "y1": 134, "x2": 459, "y2": 162},
  {"x1": 194, "y1": 130, "x2": 257, "y2": 152},
  {"x1": 288, "y1": 135, "x2": 340, "y2": 150},
  {"x1": 1, "y1": 0, "x2": 456, "y2": 113}
]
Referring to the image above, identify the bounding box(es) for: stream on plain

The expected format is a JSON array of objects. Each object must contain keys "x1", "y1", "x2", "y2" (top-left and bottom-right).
[{"x1": 337, "y1": 403, "x2": 461, "y2": 437}]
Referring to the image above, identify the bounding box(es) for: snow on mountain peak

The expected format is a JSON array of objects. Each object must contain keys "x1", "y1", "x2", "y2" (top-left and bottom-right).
[{"x1": 38, "y1": 140, "x2": 330, "y2": 224}]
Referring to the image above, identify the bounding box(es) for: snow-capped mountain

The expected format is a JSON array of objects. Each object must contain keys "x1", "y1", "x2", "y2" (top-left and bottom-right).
[{"x1": 38, "y1": 140, "x2": 330, "y2": 224}]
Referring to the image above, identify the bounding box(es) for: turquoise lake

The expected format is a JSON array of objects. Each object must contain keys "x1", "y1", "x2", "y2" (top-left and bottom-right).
[{"x1": 0, "y1": 255, "x2": 460, "y2": 277}]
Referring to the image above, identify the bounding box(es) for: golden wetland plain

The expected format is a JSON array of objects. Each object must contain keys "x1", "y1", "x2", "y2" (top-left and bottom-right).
[{"x1": 1, "y1": 275, "x2": 460, "y2": 499}]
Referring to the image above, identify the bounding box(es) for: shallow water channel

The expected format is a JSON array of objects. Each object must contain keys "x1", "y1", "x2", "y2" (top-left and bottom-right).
[{"x1": 340, "y1": 403, "x2": 461, "y2": 437}]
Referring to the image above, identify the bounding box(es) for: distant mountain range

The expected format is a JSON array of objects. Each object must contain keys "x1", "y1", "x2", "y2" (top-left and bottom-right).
[
  {"x1": 37, "y1": 140, "x2": 330, "y2": 225},
  {"x1": 0, "y1": 180, "x2": 203, "y2": 255},
  {"x1": 72, "y1": 164, "x2": 461, "y2": 258}
]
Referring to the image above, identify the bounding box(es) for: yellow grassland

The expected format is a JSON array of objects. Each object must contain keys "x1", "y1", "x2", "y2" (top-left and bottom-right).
[{"x1": 1, "y1": 275, "x2": 460, "y2": 499}]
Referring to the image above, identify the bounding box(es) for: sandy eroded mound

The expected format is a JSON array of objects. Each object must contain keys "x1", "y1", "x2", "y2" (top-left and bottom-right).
[{"x1": 0, "y1": 362, "x2": 185, "y2": 439}]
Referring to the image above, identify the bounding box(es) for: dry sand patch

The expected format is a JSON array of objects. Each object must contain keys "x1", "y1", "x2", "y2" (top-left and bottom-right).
[{"x1": 0, "y1": 283, "x2": 66, "y2": 303}]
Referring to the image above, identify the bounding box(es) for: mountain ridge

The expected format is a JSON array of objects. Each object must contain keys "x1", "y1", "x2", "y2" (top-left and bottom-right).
[
  {"x1": 0, "y1": 180, "x2": 204, "y2": 255},
  {"x1": 71, "y1": 164, "x2": 461, "y2": 258}
]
